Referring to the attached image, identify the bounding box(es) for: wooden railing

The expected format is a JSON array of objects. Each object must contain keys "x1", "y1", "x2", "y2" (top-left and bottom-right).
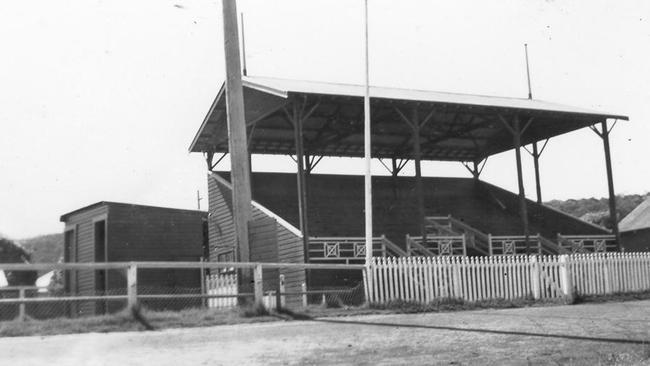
[
  {"x1": 429, "y1": 216, "x2": 490, "y2": 255},
  {"x1": 406, "y1": 234, "x2": 466, "y2": 256},
  {"x1": 425, "y1": 215, "x2": 616, "y2": 256},
  {"x1": 488, "y1": 235, "x2": 541, "y2": 255},
  {"x1": 308, "y1": 235, "x2": 406, "y2": 264},
  {"x1": 557, "y1": 234, "x2": 617, "y2": 254},
  {"x1": 539, "y1": 235, "x2": 570, "y2": 255},
  {"x1": 424, "y1": 216, "x2": 457, "y2": 235},
  {"x1": 405, "y1": 235, "x2": 437, "y2": 257},
  {"x1": 381, "y1": 237, "x2": 409, "y2": 257}
]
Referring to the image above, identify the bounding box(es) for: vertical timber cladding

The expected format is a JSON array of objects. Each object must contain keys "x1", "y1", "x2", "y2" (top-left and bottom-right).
[
  {"x1": 107, "y1": 204, "x2": 205, "y2": 311},
  {"x1": 207, "y1": 173, "x2": 306, "y2": 305},
  {"x1": 249, "y1": 217, "x2": 279, "y2": 292},
  {"x1": 60, "y1": 205, "x2": 108, "y2": 317}
]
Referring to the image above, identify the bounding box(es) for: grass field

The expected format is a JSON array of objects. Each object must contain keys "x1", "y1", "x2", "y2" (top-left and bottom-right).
[
  {"x1": 3, "y1": 291, "x2": 650, "y2": 338},
  {"x1": 3, "y1": 300, "x2": 650, "y2": 365}
]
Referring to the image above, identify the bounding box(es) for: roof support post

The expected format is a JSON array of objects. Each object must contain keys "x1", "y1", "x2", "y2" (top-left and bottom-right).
[
  {"x1": 504, "y1": 115, "x2": 531, "y2": 254},
  {"x1": 532, "y1": 142, "x2": 542, "y2": 204},
  {"x1": 600, "y1": 120, "x2": 621, "y2": 250},
  {"x1": 391, "y1": 158, "x2": 399, "y2": 178},
  {"x1": 412, "y1": 108, "x2": 427, "y2": 242},
  {"x1": 525, "y1": 139, "x2": 548, "y2": 204},
  {"x1": 292, "y1": 101, "x2": 311, "y2": 264},
  {"x1": 222, "y1": 0, "x2": 252, "y2": 300}
]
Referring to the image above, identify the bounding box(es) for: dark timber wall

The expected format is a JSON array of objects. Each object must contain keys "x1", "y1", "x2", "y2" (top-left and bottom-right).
[
  {"x1": 207, "y1": 173, "x2": 306, "y2": 304},
  {"x1": 216, "y1": 171, "x2": 607, "y2": 251},
  {"x1": 621, "y1": 228, "x2": 650, "y2": 252},
  {"x1": 60, "y1": 202, "x2": 207, "y2": 315}
]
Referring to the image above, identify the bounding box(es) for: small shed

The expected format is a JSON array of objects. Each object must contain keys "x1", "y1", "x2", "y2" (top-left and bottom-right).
[
  {"x1": 620, "y1": 197, "x2": 650, "y2": 252},
  {"x1": 60, "y1": 202, "x2": 208, "y2": 316}
]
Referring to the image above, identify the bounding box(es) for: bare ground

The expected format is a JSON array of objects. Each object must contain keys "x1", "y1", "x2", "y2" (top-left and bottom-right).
[{"x1": 3, "y1": 300, "x2": 650, "y2": 365}]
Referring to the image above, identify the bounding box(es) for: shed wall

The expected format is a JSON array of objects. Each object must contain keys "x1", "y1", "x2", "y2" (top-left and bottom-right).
[
  {"x1": 61, "y1": 205, "x2": 108, "y2": 316},
  {"x1": 622, "y1": 228, "x2": 650, "y2": 252}
]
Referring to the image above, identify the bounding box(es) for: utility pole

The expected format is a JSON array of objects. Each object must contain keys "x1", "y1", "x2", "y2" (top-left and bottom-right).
[
  {"x1": 363, "y1": 0, "x2": 373, "y2": 297},
  {"x1": 196, "y1": 190, "x2": 202, "y2": 210},
  {"x1": 222, "y1": 0, "x2": 253, "y2": 300}
]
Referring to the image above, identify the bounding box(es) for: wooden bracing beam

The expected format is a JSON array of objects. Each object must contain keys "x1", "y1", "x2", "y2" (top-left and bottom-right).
[{"x1": 462, "y1": 157, "x2": 488, "y2": 179}]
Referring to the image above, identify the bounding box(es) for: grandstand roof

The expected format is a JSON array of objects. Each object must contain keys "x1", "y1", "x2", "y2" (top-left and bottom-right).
[{"x1": 190, "y1": 76, "x2": 628, "y2": 162}]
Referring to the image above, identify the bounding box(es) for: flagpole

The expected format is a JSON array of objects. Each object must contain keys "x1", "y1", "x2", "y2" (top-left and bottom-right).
[{"x1": 363, "y1": 0, "x2": 373, "y2": 297}]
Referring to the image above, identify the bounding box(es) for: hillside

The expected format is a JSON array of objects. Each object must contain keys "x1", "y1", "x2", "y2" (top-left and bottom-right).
[
  {"x1": 16, "y1": 233, "x2": 63, "y2": 263},
  {"x1": 545, "y1": 194, "x2": 649, "y2": 230}
]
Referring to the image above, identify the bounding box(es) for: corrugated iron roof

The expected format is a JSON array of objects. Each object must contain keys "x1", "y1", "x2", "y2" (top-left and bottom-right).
[
  {"x1": 189, "y1": 76, "x2": 629, "y2": 161},
  {"x1": 620, "y1": 197, "x2": 650, "y2": 232},
  {"x1": 243, "y1": 76, "x2": 628, "y2": 119}
]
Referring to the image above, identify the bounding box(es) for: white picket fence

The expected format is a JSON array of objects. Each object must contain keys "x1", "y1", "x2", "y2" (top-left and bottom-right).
[
  {"x1": 569, "y1": 252, "x2": 650, "y2": 295},
  {"x1": 205, "y1": 273, "x2": 279, "y2": 309},
  {"x1": 365, "y1": 253, "x2": 650, "y2": 304},
  {"x1": 206, "y1": 273, "x2": 238, "y2": 308}
]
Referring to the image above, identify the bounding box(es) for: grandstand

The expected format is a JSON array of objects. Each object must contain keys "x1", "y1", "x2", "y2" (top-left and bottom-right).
[{"x1": 191, "y1": 76, "x2": 627, "y2": 288}]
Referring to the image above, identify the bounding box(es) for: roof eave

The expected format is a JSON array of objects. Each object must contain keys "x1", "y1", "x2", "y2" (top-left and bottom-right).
[{"x1": 188, "y1": 83, "x2": 226, "y2": 153}]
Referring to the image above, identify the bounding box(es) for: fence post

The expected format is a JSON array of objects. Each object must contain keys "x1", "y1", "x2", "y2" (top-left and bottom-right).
[
  {"x1": 406, "y1": 235, "x2": 411, "y2": 256},
  {"x1": 127, "y1": 263, "x2": 138, "y2": 310},
  {"x1": 18, "y1": 288, "x2": 26, "y2": 322},
  {"x1": 301, "y1": 283, "x2": 308, "y2": 307},
  {"x1": 529, "y1": 256, "x2": 540, "y2": 300},
  {"x1": 488, "y1": 234, "x2": 493, "y2": 256},
  {"x1": 253, "y1": 264, "x2": 264, "y2": 308},
  {"x1": 276, "y1": 274, "x2": 285, "y2": 310},
  {"x1": 462, "y1": 234, "x2": 467, "y2": 256},
  {"x1": 362, "y1": 266, "x2": 370, "y2": 305},
  {"x1": 200, "y1": 258, "x2": 206, "y2": 308},
  {"x1": 559, "y1": 255, "x2": 574, "y2": 302}
]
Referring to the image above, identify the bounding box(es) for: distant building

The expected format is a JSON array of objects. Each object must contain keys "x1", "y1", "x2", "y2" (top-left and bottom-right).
[
  {"x1": 620, "y1": 197, "x2": 650, "y2": 252},
  {"x1": 60, "y1": 202, "x2": 208, "y2": 316}
]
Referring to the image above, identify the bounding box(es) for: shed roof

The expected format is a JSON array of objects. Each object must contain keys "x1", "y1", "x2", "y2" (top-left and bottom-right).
[
  {"x1": 60, "y1": 201, "x2": 206, "y2": 222},
  {"x1": 190, "y1": 76, "x2": 628, "y2": 162},
  {"x1": 620, "y1": 197, "x2": 650, "y2": 232}
]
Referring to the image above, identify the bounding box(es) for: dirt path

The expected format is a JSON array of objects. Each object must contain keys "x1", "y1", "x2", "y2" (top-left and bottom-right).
[{"x1": 2, "y1": 300, "x2": 650, "y2": 365}]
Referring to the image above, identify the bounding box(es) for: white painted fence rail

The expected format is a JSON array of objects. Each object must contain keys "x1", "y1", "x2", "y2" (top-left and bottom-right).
[
  {"x1": 365, "y1": 253, "x2": 650, "y2": 304},
  {"x1": 206, "y1": 273, "x2": 238, "y2": 309}
]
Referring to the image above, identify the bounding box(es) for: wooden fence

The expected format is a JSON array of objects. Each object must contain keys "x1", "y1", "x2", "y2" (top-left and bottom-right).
[
  {"x1": 205, "y1": 273, "x2": 284, "y2": 310},
  {"x1": 206, "y1": 273, "x2": 238, "y2": 309},
  {"x1": 569, "y1": 252, "x2": 650, "y2": 295},
  {"x1": 365, "y1": 253, "x2": 650, "y2": 304},
  {"x1": 0, "y1": 262, "x2": 365, "y2": 320}
]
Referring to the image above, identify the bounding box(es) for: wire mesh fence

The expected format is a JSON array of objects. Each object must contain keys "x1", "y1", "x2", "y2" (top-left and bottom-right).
[
  {"x1": 0, "y1": 262, "x2": 368, "y2": 322},
  {"x1": 0, "y1": 287, "x2": 129, "y2": 321}
]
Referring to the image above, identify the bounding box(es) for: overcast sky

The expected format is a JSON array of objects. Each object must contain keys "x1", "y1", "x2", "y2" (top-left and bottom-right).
[{"x1": 1, "y1": 0, "x2": 648, "y2": 239}]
